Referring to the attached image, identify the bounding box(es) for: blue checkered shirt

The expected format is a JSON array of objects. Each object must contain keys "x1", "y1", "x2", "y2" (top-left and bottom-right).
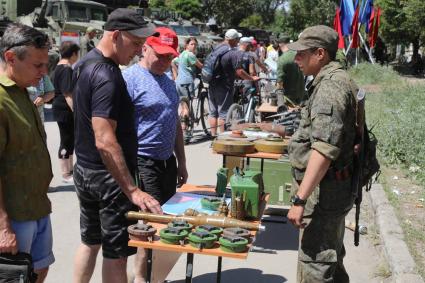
[{"x1": 123, "y1": 64, "x2": 179, "y2": 160}]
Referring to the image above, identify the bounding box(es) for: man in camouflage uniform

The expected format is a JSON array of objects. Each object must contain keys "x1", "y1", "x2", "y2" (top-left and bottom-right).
[{"x1": 286, "y1": 25, "x2": 359, "y2": 283}]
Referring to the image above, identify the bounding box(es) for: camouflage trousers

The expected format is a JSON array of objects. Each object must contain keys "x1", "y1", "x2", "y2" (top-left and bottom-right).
[{"x1": 292, "y1": 177, "x2": 354, "y2": 283}]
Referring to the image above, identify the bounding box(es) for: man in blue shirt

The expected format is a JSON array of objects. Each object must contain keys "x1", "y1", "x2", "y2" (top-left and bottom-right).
[{"x1": 123, "y1": 27, "x2": 187, "y2": 283}]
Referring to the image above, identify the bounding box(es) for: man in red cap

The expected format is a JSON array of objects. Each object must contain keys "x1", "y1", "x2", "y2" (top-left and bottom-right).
[{"x1": 123, "y1": 27, "x2": 188, "y2": 283}]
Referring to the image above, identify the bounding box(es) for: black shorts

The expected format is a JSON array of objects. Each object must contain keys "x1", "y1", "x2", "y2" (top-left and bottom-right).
[
  {"x1": 137, "y1": 155, "x2": 177, "y2": 205},
  {"x1": 73, "y1": 164, "x2": 137, "y2": 259}
]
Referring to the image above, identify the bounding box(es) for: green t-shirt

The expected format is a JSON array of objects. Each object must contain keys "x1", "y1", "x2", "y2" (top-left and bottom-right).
[
  {"x1": 174, "y1": 50, "x2": 197, "y2": 84},
  {"x1": 0, "y1": 75, "x2": 53, "y2": 221},
  {"x1": 276, "y1": 50, "x2": 307, "y2": 105}
]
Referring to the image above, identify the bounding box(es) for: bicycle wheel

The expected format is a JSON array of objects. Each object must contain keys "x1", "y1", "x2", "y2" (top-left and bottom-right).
[
  {"x1": 199, "y1": 90, "x2": 211, "y2": 135},
  {"x1": 225, "y1": 103, "x2": 243, "y2": 129}
]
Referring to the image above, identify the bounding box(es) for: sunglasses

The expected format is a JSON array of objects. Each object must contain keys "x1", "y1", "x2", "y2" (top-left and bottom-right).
[{"x1": 4, "y1": 34, "x2": 50, "y2": 52}]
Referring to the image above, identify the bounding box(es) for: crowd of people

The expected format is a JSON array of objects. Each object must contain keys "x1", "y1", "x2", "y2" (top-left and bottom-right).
[{"x1": 0, "y1": 6, "x2": 361, "y2": 283}]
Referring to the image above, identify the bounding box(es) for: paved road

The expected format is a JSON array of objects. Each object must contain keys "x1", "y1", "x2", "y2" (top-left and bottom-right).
[{"x1": 43, "y1": 119, "x2": 386, "y2": 283}]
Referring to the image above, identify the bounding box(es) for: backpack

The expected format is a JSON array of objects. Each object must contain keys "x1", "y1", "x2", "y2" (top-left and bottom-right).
[
  {"x1": 201, "y1": 44, "x2": 232, "y2": 82},
  {"x1": 361, "y1": 123, "x2": 381, "y2": 191},
  {"x1": 0, "y1": 252, "x2": 37, "y2": 283}
]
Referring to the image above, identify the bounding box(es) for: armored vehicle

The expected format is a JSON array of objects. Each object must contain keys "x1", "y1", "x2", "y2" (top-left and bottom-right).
[
  {"x1": 168, "y1": 20, "x2": 213, "y2": 61},
  {"x1": 1, "y1": 0, "x2": 108, "y2": 74},
  {"x1": 18, "y1": 0, "x2": 107, "y2": 43}
]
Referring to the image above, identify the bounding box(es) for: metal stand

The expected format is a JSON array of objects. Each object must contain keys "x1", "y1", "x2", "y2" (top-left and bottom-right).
[
  {"x1": 217, "y1": 256, "x2": 222, "y2": 283},
  {"x1": 146, "y1": 249, "x2": 153, "y2": 283},
  {"x1": 185, "y1": 253, "x2": 194, "y2": 283}
]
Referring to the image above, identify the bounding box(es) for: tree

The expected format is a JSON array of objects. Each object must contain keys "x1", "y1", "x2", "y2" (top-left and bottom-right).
[
  {"x1": 207, "y1": 0, "x2": 254, "y2": 26},
  {"x1": 240, "y1": 14, "x2": 265, "y2": 29},
  {"x1": 253, "y1": 0, "x2": 286, "y2": 25},
  {"x1": 272, "y1": 0, "x2": 338, "y2": 40},
  {"x1": 377, "y1": 0, "x2": 425, "y2": 56},
  {"x1": 170, "y1": 0, "x2": 203, "y2": 20}
]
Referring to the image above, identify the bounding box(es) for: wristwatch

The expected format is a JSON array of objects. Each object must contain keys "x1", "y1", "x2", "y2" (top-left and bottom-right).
[{"x1": 290, "y1": 195, "x2": 307, "y2": 206}]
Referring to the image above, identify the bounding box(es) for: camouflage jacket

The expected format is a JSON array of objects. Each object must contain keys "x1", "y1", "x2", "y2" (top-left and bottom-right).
[{"x1": 288, "y1": 61, "x2": 358, "y2": 181}]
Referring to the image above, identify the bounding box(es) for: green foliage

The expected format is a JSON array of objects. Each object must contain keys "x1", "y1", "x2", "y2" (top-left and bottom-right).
[
  {"x1": 149, "y1": 0, "x2": 167, "y2": 8},
  {"x1": 350, "y1": 63, "x2": 425, "y2": 186},
  {"x1": 207, "y1": 0, "x2": 253, "y2": 26},
  {"x1": 272, "y1": 0, "x2": 338, "y2": 40},
  {"x1": 240, "y1": 14, "x2": 265, "y2": 29},
  {"x1": 202, "y1": 0, "x2": 284, "y2": 27},
  {"x1": 170, "y1": 0, "x2": 203, "y2": 20},
  {"x1": 377, "y1": 0, "x2": 425, "y2": 52},
  {"x1": 349, "y1": 63, "x2": 401, "y2": 85}
]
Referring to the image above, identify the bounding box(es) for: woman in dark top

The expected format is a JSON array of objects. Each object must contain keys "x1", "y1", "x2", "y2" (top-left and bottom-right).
[{"x1": 52, "y1": 41, "x2": 80, "y2": 183}]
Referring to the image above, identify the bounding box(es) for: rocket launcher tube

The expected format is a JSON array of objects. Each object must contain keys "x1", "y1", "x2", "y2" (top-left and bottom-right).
[{"x1": 126, "y1": 211, "x2": 265, "y2": 231}]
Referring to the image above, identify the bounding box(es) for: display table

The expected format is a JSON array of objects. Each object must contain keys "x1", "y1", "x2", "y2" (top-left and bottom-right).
[
  {"x1": 128, "y1": 184, "x2": 268, "y2": 283},
  {"x1": 215, "y1": 150, "x2": 286, "y2": 172}
]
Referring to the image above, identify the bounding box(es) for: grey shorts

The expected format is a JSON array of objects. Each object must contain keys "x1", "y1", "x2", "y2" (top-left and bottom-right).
[
  {"x1": 208, "y1": 82, "x2": 234, "y2": 120},
  {"x1": 73, "y1": 164, "x2": 137, "y2": 259},
  {"x1": 176, "y1": 83, "x2": 194, "y2": 98}
]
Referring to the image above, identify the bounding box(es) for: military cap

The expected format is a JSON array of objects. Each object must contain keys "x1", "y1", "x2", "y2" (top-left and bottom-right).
[{"x1": 287, "y1": 25, "x2": 338, "y2": 53}]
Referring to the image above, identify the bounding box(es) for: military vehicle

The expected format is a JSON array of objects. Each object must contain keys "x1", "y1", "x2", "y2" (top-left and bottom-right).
[
  {"x1": 0, "y1": 0, "x2": 108, "y2": 73},
  {"x1": 1, "y1": 0, "x2": 107, "y2": 47},
  {"x1": 168, "y1": 20, "x2": 213, "y2": 61},
  {"x1": 18, "y1": 0, "x2": 107, "y2": 42}
]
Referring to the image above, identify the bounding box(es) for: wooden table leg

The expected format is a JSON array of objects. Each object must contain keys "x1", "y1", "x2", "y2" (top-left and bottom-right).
[
  {"x1": 185, "y1": 253, "x2": 194, "y2": 283},
  {"x1": 146, "y1": 249, "x2": 153, "y2": 283}
]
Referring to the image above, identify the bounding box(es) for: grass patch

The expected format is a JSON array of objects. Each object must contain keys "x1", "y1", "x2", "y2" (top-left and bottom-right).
[
  {"x1": 349, "y1": 63, "x2": 401, "y2": 86},
  {"x1": 350, "y1": 63, "x2": 425, "y2": 280},
  {"x1": 350, "y1": 64, "x2": 425, "y2": 187},
  {"x1": 373, "y1": 260, "x2": 392, "y2": 279}
]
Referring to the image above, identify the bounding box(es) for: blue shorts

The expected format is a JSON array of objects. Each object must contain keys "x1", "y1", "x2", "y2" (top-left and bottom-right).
[
  {"x1": 11, "y1": 215, "x2": 55, "y2": 270},
  {"x1": 208, "y1": 82, "x2": 234, "y2": 119}
]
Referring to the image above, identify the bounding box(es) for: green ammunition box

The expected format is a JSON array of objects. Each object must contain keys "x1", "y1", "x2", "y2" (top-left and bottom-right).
[
  {"x1": 230, "y1": 170, "x2": 264, "y2": 218},
  {"x1": 249, "y1": 158, "x2": 293, "y2": 206}
]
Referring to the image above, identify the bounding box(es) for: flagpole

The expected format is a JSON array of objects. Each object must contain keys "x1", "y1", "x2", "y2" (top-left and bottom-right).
[{"x1": 359, "y1": 32, "x2": 375, "y2": 64}]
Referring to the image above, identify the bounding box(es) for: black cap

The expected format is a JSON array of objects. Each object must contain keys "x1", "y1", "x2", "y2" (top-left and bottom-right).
[{"x1": 104, "y1": 8, "x2": 155, "y2": 38}]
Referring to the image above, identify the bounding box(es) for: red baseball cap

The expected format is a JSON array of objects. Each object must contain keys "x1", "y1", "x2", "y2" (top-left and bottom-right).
[{"x1": 146, "y1": 27, "x2": 179, "y2": 57}]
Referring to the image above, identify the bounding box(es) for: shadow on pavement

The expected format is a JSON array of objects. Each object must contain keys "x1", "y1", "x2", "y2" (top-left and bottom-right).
[
  {"x1": 48, "y1": 185, "x2": 75, "y2": 193},
  {"x1": 253, "y1": 221, "x2": 299, "y2": 252},
  {"x1": 186, "y1": 133, "x2": 213, "y2": 145},
  {"x1": 169, "y1": 268, "x2": 287, "y2": 283}
]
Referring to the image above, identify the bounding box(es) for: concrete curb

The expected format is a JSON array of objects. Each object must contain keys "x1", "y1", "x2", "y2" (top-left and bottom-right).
[{"x1": 368, "y1": 183, "x2": 424, "y2": 283}]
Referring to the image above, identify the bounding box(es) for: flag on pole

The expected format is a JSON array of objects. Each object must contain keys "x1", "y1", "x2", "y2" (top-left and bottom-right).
[
  {"x1": 351, "y1": 4, "x2": 360, "y2": 48},
  {"x1": 360, "y1": 0, "x2": 374, "y2": 32},
  {"x1": 368, "y1": 6, "x2": 375, "y2": 35},
  {"x1": 370, "y1": 7, "x2": 381, "y2": 48},
  {"x1": 340, "y1": 0, "x2": 355, "y2": 36},
  {"x1": 333, "y1": 8, "x2": 345, "y2": 49}
]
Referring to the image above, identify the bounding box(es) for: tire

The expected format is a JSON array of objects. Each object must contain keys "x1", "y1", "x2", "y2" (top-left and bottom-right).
[
  {"x1": 179, "y1": 98, "x2": 193, "y2": 141},
  {"x1": 225, "y1": 103, "x2": 243, "y2": 130},
  {"x1": 247, "y1": 108, "x2": 256, "y2": 123},
  {"x1": 199, "y1": 91, "x2": 210, "y2": 136}
]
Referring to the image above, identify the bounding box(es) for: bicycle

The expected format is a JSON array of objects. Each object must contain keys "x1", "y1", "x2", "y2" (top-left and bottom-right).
[
  {"x1": 179, "y1": 76, "x2": 211, "y2": 143},
  {"x1": 225, "y1": 80, "x2": 259, "y2": 128}
]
